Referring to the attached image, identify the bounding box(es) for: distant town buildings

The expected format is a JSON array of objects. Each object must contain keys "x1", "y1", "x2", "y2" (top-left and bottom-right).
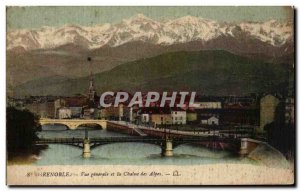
[
  {"x1": 26, "y1": 101, "x2": 55, "y2": 118},
  {"x1": 193, "y1": 99, "x2": 222, "y2": 109},
  {"x1": 8, "y1": 88, "x2": 294, "y2": 133}
]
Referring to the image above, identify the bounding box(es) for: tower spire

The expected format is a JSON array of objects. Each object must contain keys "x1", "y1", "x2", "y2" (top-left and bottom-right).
[{"x1": 87, "y1": 57, "x2": 96, "y2": 102}]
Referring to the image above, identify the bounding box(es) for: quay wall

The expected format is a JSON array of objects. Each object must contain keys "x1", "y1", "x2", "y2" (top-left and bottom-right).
[{"x1": 106, "y1": 122, "x2": 140, "y2": 136}]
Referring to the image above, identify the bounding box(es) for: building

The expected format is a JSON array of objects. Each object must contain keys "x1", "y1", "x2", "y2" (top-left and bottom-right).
[
  {"x1": 69, "y1": 107, "x2": 83, "y2": 118},
  {"x1": 54, "y1": 96, "x2": 87, "y2": 119},
  {"x1": 192, "y1": 97, "x2": 222, "y2": 109},
  {"x1": 191, "y1": 97, "x2": 222, "y2": 125},
  {"x1": 101, "y1": 106, "x2": 119, "y2": 120},
  {"x1": 195, "y1": 109, "x2": 220, "y2": 122},
  {"x1": 193, "y1": 102, "x2": 222, "y2": 109},
  {"x1": 57, "y1": 107, "x2": 72, "y2": 119},
  {"x1": 140, "y1": 107, "x2": 172, "y2": 126},
  {"x1": 83, "y1": 107, "x2": 95, "y2": 119},
  {"x1": 171, "y1": 108, "x2": 186, "y2": 125},
  {"x1": 201, "y1": 116, "x2": 219, "y2": 125},
  {"x1": 7, "y1": 97, "x2": 25, "y2": 109},
  {"x1": 151, "y1": 113, "x2": 172, "y2": 126},
  {"x1": 54, "y1": 98, "x2": 66, "y2": 118},
  {"x1": 101, "y1": 104, "x2": 130, "y2": 121},
  {"x1": 260, "y1": 94, "x2": 280, "y2": 131},
  {"x1": 186, "y1": 110, "x2": 197, "y2": 123},
  {"x1": 99, "y1": 108, "x2": 109, "y2": 119},
  {"x1": 26, "y1": 101, "x2": 55, "y2": 118},
  {"x1": 224, "y1": 95, "x2": 257, "y2": 109},
  {"x1": 141, "y1": 113, "x2": 150, "y2": 123}
]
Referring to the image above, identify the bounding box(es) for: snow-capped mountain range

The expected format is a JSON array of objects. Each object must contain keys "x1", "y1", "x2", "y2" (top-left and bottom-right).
[{"x1": 7, "y1": 14, "x2": 293, "y2": 51}]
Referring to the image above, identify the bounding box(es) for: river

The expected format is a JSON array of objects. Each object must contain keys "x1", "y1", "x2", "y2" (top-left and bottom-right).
[{"x1": 32, "y1": 125, "x2": 260, "y2": 166}]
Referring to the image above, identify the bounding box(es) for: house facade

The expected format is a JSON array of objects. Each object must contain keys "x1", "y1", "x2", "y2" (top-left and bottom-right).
[
  {"x1": 58, "y1": 107, "x2": 72, "y2": 119},
  {"x1": 186, "y1": 110, "x2": 197, "y2": 123},
  {"x1": 151, "y1": 114, "x2": 172, "y2": 126},
  {"x1": 171, "y1": 109, "x2": 186, "y2": 125},
  {"x1": 201, "y1": 116, "x2": 219, "y2": 125}
]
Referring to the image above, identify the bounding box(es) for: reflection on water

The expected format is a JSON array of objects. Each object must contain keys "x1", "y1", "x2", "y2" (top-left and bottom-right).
[{"x1": 35, "y1": 126, "x2": 256, "y2": 166}]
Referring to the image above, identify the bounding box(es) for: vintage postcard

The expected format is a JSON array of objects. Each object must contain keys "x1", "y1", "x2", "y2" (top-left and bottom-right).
[{"x1": 6, "y1": 6, "x2": 295, "y2": 185}]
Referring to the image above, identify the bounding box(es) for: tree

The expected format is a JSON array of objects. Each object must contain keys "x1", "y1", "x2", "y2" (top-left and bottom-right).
[
  {"x1": 264, "y1": 101, "x2": 295, "y2": 159},
  {"x1": 7, "y1": 107, "x2": 41, "y2": 154}
]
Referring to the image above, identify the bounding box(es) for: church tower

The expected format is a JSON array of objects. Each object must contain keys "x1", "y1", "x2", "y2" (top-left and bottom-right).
[{"x1": 87, "y1": 57, "x2": 96, "y2": 102}]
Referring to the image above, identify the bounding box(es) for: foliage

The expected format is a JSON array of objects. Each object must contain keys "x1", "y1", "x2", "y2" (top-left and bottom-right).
[
  {"x1": 7, "y1": 107, "x2": 40, "y2": 153},
  {"x1": 264, "y1": 102, "x2": 295, "y2": 159}
]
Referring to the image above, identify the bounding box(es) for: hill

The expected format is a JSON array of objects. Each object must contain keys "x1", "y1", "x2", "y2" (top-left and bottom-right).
[{"x1": 13, "y1": 50, "x2": 293, "y2": 97}]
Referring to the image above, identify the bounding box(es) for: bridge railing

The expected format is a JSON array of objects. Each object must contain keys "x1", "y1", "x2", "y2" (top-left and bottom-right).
[
  {"x1": 36, "y1": 135, "x2": 240, "y2": 144},
  {"x1": 36, "y1": 138, "x2": 83, "y2": 144}
]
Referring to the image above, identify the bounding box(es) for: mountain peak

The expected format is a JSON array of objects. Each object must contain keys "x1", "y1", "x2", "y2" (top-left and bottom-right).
[
  {"x1": 123, "y1": 13, "x2": 154, "y2": 23},
  {"x1": 171, "y1": 15, "x2": 201, "y2": 23},
  {"x1": 136, "y1": 13, "x2": 149, "y2": 19},
  {"x1": 179, "y1": 15, "x2": 201, "y2": 20}
]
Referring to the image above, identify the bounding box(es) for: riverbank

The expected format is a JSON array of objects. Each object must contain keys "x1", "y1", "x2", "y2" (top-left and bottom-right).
[
  {"x1": 7, "y1": 145, "x2": 48, "y2": 165},
  {"x1": 247, "y1": 143, "x2": 293, "y2": 169},
  {"x1": 7, "y1": 163, "x2": 294, "y2": 185}
]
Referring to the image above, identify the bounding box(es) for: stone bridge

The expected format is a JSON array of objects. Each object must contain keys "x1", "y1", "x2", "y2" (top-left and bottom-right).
[{"x1": 39, "y1": 118, "x2": 107, "y2": 129}]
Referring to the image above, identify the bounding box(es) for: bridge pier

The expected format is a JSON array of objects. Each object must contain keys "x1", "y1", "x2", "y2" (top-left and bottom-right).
[
  {"x1": 161, "y1": 139, "x2": 173, "y2": 157},
  {"x1": 239, "y1": 138, "x2": 249, "y2": 156},
  {"x1": 82, "y1": 138, "x2": 91, "y2": 158},
  {"x1": 239, "y1": 138, "x2": 261, "y2": 156}
]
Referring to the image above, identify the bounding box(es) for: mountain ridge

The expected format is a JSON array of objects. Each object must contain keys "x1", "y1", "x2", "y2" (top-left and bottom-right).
[
  {"x1": 7, "y1": 14, "x2": 293, "y2": 51},
  {"x1": 13, "y1": 50, "x2": 292, "y2": 97}
]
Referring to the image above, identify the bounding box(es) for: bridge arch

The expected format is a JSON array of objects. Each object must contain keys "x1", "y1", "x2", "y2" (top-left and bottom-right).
[
  {"x1": 40, "y1": 123, "x2": 69, "y2": 130},
  {"x1": 39, "y1": 119, "x2": 107, "y2": 130},
  {"x1": 75, "y1": 123, "x2": 103, "y2": 130}
]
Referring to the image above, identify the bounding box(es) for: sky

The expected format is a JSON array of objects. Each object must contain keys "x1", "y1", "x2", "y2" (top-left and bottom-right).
[{"x1": 7, "y1": 6, "x2": 293, "y2": 30}]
